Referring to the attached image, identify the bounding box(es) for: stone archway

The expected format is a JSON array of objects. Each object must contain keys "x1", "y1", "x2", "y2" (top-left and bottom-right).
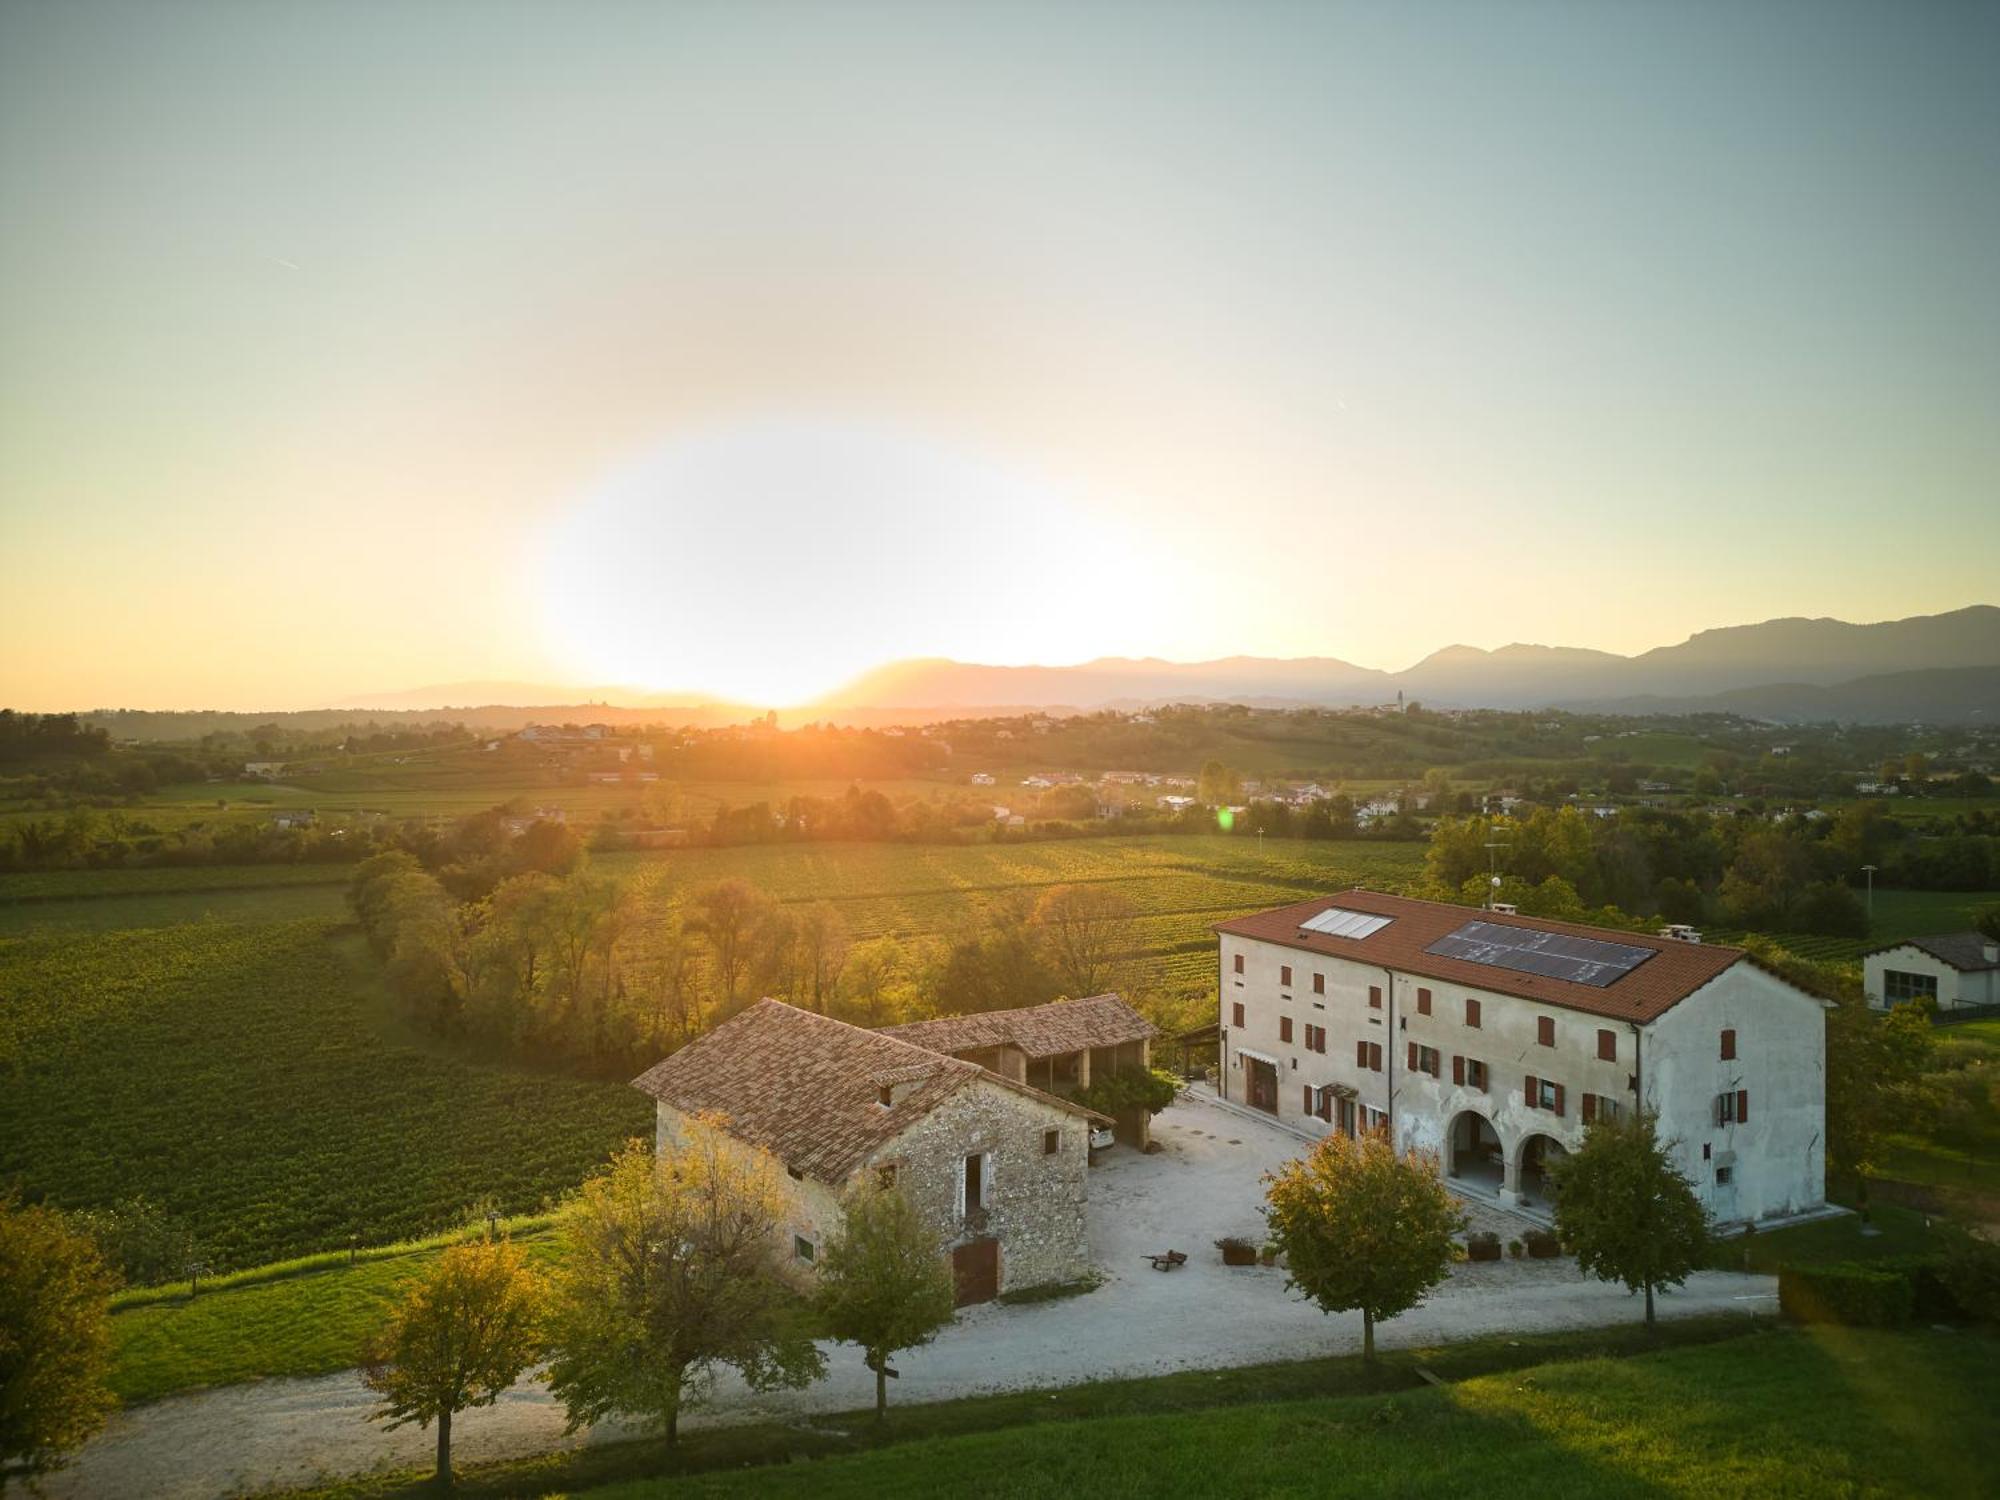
[
  {"x1": 1515, "y1": 1133, "x2": 1570, "y2": 1209},
  {"x1": 1444, "y1": 1109, "x2": 1504, "y2": 1195}
]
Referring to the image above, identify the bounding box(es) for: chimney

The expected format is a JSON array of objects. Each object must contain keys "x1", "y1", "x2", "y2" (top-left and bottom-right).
[{"x1": 1985, "y1": 941, "x2": 1999, "y2": 965}]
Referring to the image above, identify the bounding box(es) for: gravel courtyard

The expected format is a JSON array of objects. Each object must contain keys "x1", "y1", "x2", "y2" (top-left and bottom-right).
[{"x1": 52, "y1": 1091, "x2": 1778, "y2": 1499}]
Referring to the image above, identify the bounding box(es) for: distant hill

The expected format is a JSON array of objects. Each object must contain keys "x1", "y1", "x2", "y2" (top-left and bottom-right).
[
  {"x1": 82, "y1": 604, "x2": 1999, "y2": 729},
  {"x1": 809, "y1": 606, "x2": 2000, "y2": 723}
]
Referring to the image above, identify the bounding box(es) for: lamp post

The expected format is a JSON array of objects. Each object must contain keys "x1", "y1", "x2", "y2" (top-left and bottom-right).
[{"x1": 1861, "y1": 864, "x2": 1877, "y2": 925}]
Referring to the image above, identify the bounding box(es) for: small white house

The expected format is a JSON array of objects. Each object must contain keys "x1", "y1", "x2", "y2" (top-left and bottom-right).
[{"x1": 1862, "y1": 934, "x2": 2000, "y2": 1012}]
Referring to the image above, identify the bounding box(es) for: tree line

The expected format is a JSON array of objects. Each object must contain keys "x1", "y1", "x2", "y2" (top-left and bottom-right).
[{"x1": 349, "y1": 834, "x2": 1159, "y2": 1075}]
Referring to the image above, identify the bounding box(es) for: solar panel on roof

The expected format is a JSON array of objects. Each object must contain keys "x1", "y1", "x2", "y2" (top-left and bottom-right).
[
  {"x1": 1424, "y1": 919, "x2": 1654, "y2": 989},
  {"x1": 1298, "y1": 907, "x2": 1394, "y2": 941}
]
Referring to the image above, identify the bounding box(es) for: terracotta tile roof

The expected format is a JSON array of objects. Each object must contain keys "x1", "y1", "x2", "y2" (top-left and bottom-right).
[
  {"x1": 880, "y1": 993, "x2": 1158, "y2": 1059},
  {"x1": 631, "y1": 999, "x2": 1107, "y2": 1184},
  {"x1": 1863, "y1": 931, "x2": 2000, "y2": 972},
  {"x1": 1213, "y1": 889, "x2": 1748, "y2": 1025}
]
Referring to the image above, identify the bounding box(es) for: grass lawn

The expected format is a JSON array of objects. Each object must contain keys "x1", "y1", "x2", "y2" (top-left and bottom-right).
[
  {"x1": 254, "y1": 1324, "x2": 1995, "y2": 1500},
  {"x1": 110, "y1": 1225, "x2": 562, "y2": 1405},
  {"x1": 1707, "y1": 1204, "x2": 1939, "y2": 1275},
  {"x1": 591, "y1": 1327, "x2": 1995, "y2": 1499}
]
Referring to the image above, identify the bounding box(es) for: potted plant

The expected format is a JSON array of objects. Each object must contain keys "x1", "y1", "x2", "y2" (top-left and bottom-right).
[
  {"x1": 1466, "y1": 1230, "x2": 1501, "y2": 1262},
  {"x1": 1260, "y1": 1241, "x2": 1281, "y2": 1267},
  {"x1": 1216, "y1": 1236, "x2": 1258, "y2": 1267},
  {"x1": 1507, "y1": 1238, "x2": 1524, "y2": 1259},
  {"x1": 1524, "y1": 1228, "x2": 1561, "y2": 1259}
]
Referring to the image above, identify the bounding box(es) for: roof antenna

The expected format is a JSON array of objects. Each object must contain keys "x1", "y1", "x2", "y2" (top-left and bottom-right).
[{"x1": 1483, "y1": 834, "x2": 1510, "y2": 911}]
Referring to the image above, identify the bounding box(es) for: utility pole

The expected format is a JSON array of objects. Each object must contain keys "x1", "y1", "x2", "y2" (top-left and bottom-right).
[{"x1": 1861, "y1": 864, "x2": 1877, "y2": 924}]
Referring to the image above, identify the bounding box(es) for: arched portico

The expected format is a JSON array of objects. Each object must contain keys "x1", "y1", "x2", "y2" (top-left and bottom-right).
[
  {"x1": 1513, "y1": 1133, "x2": 1570, "y2": 1209},
  {"x1": 1444, "y1": 1109, "x2": 1504, "y2": 1195}
]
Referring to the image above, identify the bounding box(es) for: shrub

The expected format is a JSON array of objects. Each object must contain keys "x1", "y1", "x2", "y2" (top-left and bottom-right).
[
  {"x1": 1073, "y1": 1066, "x2": 1181, "y2": 1118},
  {"x1": 1779, "y1": 1263, "x2": 1913, "y2": 1328},
  {"x1": 1465, "y1": 1231, "x2": 1500, "y2": 1262},
  {"x1": 1937, "y1": 1229, "x2": 2000, "y2": 1326},
  {"x1": 1507, "y1": 1239, "x2": 1523, "y2": 1259}
]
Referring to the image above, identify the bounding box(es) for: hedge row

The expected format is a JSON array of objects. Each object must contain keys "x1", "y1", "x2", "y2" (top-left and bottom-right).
[{"x1": 1779, "y1": 1251, "x2": 1993, "y2": 1329}]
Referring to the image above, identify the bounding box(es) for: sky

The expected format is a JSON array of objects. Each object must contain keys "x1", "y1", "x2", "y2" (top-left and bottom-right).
[{"x1": 2, "y1": 0, "x2": 1996, "y2": 710}]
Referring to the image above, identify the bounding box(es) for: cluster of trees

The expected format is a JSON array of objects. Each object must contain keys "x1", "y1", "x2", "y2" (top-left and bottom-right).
[
  {"x1": 350, "y1": 842, "x2": 1155, "y2": 1074},
  {"x1": 1420, "y1": 802, "x2": 1997, "y2": 938}
]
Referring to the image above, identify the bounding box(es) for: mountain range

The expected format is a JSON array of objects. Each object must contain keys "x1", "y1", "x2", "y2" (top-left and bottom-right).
[{"x1": 338, "y1": 605, "x2": 2000, "y2": 725}]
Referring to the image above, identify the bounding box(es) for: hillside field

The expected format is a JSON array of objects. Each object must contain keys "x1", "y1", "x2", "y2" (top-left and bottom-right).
[{"x1": 0, "y1": 920, "x2": 652, "y2": 1268}]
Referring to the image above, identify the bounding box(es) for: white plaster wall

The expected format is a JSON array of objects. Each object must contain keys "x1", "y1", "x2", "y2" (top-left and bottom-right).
[
  {"x1": 1861, "y1": 945, "x2": 1993, "y2": 1010},
  {"x1": 1218, "y1": 933, "x2": 1634, "y2": 1175},
  {"x1": 1643, "y1": 965, "x2": 1827, "y2": 1225}
]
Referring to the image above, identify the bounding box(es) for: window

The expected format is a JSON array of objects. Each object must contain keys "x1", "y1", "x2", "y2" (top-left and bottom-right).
[
  {"x1": 1465, "y1": 997, "x2": 1481, "y2": 1029},
  {"x1": 1597, "y1": 1029, "x2": 1616, "y2": 1062},
  {"x1": 876, "y1": 1085, "x2": 893, "y2": 1108},
  {"x1": 1464, "y1": 1058, "x2": 1488, "y2": 1091},
  {"x1": 1581, "y1": 1093, "x2": 1621, "y2": 1124},
  {"x1": 1537, "y1": 1016, "x2": 1555, "y2": 1048},
  {"x1": 1043, "y1": 1128, "x2": 1061, "y2": 1156},
  {"x1": 1883, "y1": 970, "x2": 1936, "y2": 1005},
  {"x1": 1280, "y1": 965, "x2": 1293, "y2": 988},
  {"x1": 1356, "y1": 1040, "x2": 1382, "y2": 1072},
  {"x1": 1715, "y1": 1089, "x2": 1749, "y2": 1126},
  {"x1": 1715, "y1": 1165, "x2": 1734, "y2": 1185},
  {"x1": 1362, "y1": 1105, "x2": 1387, "y2": 1134},
  {"x1": 962, "y1": 1153, "x2": 987, "y2": 1215},
  {"x1": 1233, "y1": 953, "x2": 1245, "y2": 975},
  {"x1": 1305, "y1": 1023, "x2": 1327, "y2": 1054},
  {"x1": 786, "y1": 1165, "x2": 804, "y2": 1181},
  {"x1": 1703, "y1": 1142, "x2": 1712, "y2": 1161},
  {"x1": 1416, "y1": 987, "x2": 1432, "y2": 1016},
  {"x1": 1526, "y1": 1074, "x2": 1564, "y2": 1115},
  {"x1": 1413, "y1": 1044, "x2": 1440, "y2": 1077},
  {"x1": 1720, "y1": 1028, "x2": 1736, "y2": 1061},
  {"x1": 1232, "y1": 1002, "x2": 1245, "y2": 1028},
  {"x1": 1369, "y1": 985, "x2": 1383, "y2": 1010},
  {"x1": 1312, "y1": 972, "x2": 1325, "y2": 995},
  {"x1": 1279, "y1": 1016, "x2": 1294, "y2": 1044},
  {"x1": 794, "y1": 1235, "x2": 816, "y2": 1263}
]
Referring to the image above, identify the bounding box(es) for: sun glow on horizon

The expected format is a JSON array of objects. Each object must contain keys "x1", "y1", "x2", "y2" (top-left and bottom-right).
[{"x1": 535, "y1": 420, "x2": 1202, "y2": 706}]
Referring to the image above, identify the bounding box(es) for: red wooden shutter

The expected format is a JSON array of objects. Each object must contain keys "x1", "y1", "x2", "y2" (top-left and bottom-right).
[
  {"x1": 1357, "y1": 1039, "x2": 1368, "y2": 1067},
  {"x1": 1303, "y1": 1085, "x2": 1312, "y2": 1112},
  {"x1": 1526, "y1": 1073, "x2": 1538, "y2": 1107},
  {"x1": 1452, "y1": 1054, "x2": 1465, "y2": 1085},
  {"x1": 1417, "y1": 987, "x2": 1432, "y2": 1015},
  {"x1": 1369, "y1": 985, "x2": 1382, "y2": 1009},
  {"x1": 1232, "y1": 1002, "x2": 1245, "y2": 1027},
  {"x1": 1582, "y1": 1093, "x2": 1596, "y2": 1124},
  {"x1": 1537, "y1": 1016, "x2": 1554, "y2": 1047},
  {"x1": 1370, "y1": 1043, "x2": 1382, "y2": 1071},
  {"x1": 1281, "y1": 965, "x2": 1292, "y2": 987},
  {"x1": 1554, "y1": 1084, "x2": 1566, "y2": 1117},
  {"x1": 1407, "y1": 1041, "x2": 1417, "y2": 1072},
  {"x1": 1737, "y1": 1089, "x2": 1749, "y2": 1123},
  {"x1": 1313, "y1": 972, "x2": 1325, "y2": 994},
  {"x1": 1467, "y1": 997, "x2": 1481, "y2": 1028},
  {"x1": 1598, "y1": 1029, "x2": 1615, "y2": 1061},
  {"x1": 1280, "y1": 1016, "x2": 1293, "y2": 1043},
  {"x1": 1721, "y1": 1029, "x2": 1736, "y2": 1060}
]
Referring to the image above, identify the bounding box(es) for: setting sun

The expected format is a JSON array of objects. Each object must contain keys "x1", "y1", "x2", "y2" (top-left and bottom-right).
[{"x1": 536, "y1": 419, "x2": 1200, "y2": 705}]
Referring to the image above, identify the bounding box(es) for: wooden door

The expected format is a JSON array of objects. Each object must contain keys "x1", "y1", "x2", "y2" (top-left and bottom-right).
[
  {"x1": 952, "y1": 1237, "x2": 1001, "y2": 1306},
  {"x1": 1247, "y1": 1057, "x2": 1278, "y2": 1114}
]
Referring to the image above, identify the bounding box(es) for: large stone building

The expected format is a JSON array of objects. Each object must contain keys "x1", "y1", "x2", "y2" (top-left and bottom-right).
[
  {"x1": 1214, "y1": 890, "x2": 1828, "y2": 1227},
  {"x1": 1862, "y1": 932, "x2": 2000, "y2": 1012},
  {"x1": 632, "y1": 998, "x2": 1110, "y2": 1304}
]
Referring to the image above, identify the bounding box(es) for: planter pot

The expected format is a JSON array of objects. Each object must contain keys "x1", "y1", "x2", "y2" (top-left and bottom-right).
[
  {"x1": 1218, "y1": 1239, "x2": 1258, "y2": 1267},
  {"x1": 1525, "y1": 1231, "x2": 1561, "y2": 1259},
  {"x1": 1466, "y1": 1237, "x2": 1501, "y2": 1263},
  {"x1": 1259, "y1": 1248, "x2": 1279, "y2": 1267}
]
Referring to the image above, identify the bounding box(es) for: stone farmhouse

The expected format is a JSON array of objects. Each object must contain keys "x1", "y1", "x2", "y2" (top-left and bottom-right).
[
  {"x1": 1862, "y1": 932, "x2": 2000, "y2": 1012},
  {"x1": 632, "y1": 998, "x2": 1113, "y2": 1304},
  {"x1": 1214, "y1": 890, "x2": 1829, "y2": 1227},
  {"x1": 882, "y1": 993, "x2": 1158, "y2": 1144}
]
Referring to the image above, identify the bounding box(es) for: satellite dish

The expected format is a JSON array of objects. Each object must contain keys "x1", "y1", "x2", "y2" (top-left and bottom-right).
[{"x1": 1490, "y1": 875, "x2": 1502, "y2": 888}]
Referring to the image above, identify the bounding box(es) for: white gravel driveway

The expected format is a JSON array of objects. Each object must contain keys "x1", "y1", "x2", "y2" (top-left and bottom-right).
[{"x1": 52, "y1": 1092, "x2": 1777, "y2": 1499}]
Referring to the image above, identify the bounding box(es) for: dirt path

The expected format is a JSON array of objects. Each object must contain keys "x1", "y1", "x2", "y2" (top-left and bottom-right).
[{"x1": 52, "y1": 1096, "x2": 1779, "y2": 1499}]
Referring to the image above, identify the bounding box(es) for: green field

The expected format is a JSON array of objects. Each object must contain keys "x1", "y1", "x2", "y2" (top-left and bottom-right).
[
  {"x1": 261, "y1": 1325, "x2": 1995, "y2": 1500},
  {"x1": 0, "y1": 920, "x2": 652, "y2": 1269}
]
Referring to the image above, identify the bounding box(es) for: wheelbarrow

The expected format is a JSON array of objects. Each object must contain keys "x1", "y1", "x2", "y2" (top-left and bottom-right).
[{"x1": 1143, "y1": 1249, "x2": 1188, "y2": 1272}]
